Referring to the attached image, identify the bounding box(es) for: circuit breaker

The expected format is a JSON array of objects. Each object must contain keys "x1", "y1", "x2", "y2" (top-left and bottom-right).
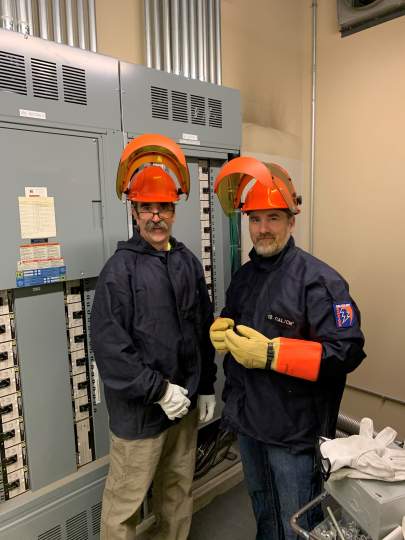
[
  {"x1": 199, "y1": 161, "x2": 215, "y2": 304},
  {"x1": 65, "y1": 280, "x2": 95, "y2": 467},
  {"x1": 0, "y1": 290, "x2": 29, "y2": 502}
]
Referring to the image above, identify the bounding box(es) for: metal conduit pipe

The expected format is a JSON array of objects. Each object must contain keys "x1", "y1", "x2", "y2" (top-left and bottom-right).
[
  {"x1": 337, "y1": 413, "x2": 364, "y2": 436},
  {"x1": 88, "y1": 0, "x2": 97, "y2": 52},
  {"x1": 38, "y1": 0, "x2": 49, "y2": 39},
  {"x1": 309, "y1": 0, "x2": 317, "y2": 254},
  {"x1": 77, "y1": 0, "x2": 86, "y2": 49},
  {"x1": 162, "y1": 0, "x2": 171, "y2": 72},
  {"x1": 171, "y1": 0, "x2": 180, "y2": 75},
  {"x1": 214, "y1": 0, "x2": 221, "y2": 85},
  {"x1": 2, "y1": 0, "x2": 96, "y2": 50},
  {"x1": 26, "y1": 0, "x2": 33, "y2": 35},
  {"x1": 152, "y1": 0, "x2": 162, "y2": 70},
  {"x1": 52, "y1": 0, "x2": 62, "y2": 43},
  {"x1": 16, "y1": 0, "x2": 29, "y2": 34},
  {"x1": 335, "y1": 429, "x2": 349, "y2": 439},
  {"x1": 189, "y1": 0, "x2": 197, "y2": 79},
  {"x1": 181, "y1": 0, "x2": 189, "y2": 78},
  {"x1": 143, "y1": 0, "x2": 221, "y2": 81},
  {"x1": 201, "y1": 0, "x2": 208, "y2": 81},
  {"x1": 65, "y1": 0, "x2": 75, "y2": 46},
  {"x1": 208, "y1": 0, "x2": 215, "y2": 83},
  {"x1": 197, "y1": 0, "x2": 204, "y2": 80},
  {"x1": 1, "y1": 0, "x2": 15, "y2": 30},
  {"x1": 144, "y1": 0, "x2": 153, "y2": 68}
]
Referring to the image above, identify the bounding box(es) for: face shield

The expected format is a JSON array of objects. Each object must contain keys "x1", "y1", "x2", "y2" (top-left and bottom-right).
[
  {"x1": 116, "y1": 134, "x2": 190, "y2": 201},
  {"x1": 214, "y1": 156, "x2": 301, "y2": 215}
]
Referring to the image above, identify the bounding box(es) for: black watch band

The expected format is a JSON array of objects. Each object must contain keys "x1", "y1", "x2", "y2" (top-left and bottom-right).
[{"x1": 266, "y1": 343, "x2": 274, "y2": 370}]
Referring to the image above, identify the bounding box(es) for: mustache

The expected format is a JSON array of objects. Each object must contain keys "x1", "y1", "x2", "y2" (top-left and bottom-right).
[{"x1": 145, "y1": 220, "x2": 169, "y2": 232}]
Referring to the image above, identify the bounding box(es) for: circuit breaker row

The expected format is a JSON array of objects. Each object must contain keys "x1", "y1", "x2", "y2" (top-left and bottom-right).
[
  {"x1": 64, "y1": 281, "x2": 95, "y2": 468},
  {"x1": 0, "y1": 290, "x2": 29, "y2": 502},
  {"x1": 198, "y1": 161, "x2": 215, "y2": 306}
]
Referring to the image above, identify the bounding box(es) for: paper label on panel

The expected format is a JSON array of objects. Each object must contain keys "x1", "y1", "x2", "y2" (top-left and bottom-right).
[
  {"x1": 19, "y1": 242, "x2": 61, "y2": 262},
  {"x1": 25, "y1": 187, "x2": 48, "y2": 197},
  {"x1": 179, "y1": 138, "x2": 201, "y2": 146},
  {"x1": 18, "y1": 196, "x2": 57, "y2": 239},
  {"x1": 181, "y1": 132, "x2": 199, "y2": 141},
  {"x1": 19, "y1": 109, "x2": 46, "y2": 120}
]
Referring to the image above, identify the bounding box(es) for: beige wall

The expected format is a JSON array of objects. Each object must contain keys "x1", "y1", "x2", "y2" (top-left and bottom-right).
[
  {"x1": 96, "y1": 0, "x2": 145, "y2": 64},
  {"x1": 221, "y1": 0, "x2": 306, "y2": 138},
  {"x1": 314, "y1": 1, "x2": 405, "y2": 436}
]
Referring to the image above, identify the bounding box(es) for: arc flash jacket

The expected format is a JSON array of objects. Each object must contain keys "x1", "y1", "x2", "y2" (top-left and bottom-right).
[
  {"x1": 90, "y1": 230, "x2": 216, "y2": 439},
  {"x1": 221, "y1": 237, "x2": 366, "y2": 453}
]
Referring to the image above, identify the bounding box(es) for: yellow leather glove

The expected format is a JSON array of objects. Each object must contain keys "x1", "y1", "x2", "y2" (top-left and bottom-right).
[
  {"x1": 209, "y1": 317, "x2": 235, "y2": 352},
  {"x1": 224, "y1": 326, "x2": 269, "y2": 369},
  {"x1": 224, "y1": 325, "x2": 322, "y2": 381}
]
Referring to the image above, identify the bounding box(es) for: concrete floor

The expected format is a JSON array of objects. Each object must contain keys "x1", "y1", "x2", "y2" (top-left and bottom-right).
[{"x1": 189, "y1": 481, "x2": 256, "y2": 540}]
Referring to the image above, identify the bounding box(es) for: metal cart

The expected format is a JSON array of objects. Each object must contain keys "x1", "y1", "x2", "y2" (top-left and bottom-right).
[{"x1": 291, "y1": 477, "x2": 405, "y2": 540}]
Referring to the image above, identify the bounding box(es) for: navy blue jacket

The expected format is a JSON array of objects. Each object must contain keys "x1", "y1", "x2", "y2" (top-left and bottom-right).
[
  {"x1": 221, "y1": 237, "x2": 366, "y2": 453},
  {"x1": 90, "y1": 230, "x2": 216, "y2": 439}
]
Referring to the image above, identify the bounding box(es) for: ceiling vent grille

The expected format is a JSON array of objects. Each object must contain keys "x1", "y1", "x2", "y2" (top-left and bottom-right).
[
  {"x1": 31, "y1": 58, "x2": 58, "y2": 101},
  {"x1": 151, "y1": 86, "x2": 169, "y2": 119},
  {"x1": 66, "y1": 511, "x2": 88, "y2": 540},
  {"x1": 37, "y1": 524, "x2": 62, "y2": 540},
  {"x1": 0, "y1": 50, "x2": 27, "y2": 95},
  {"x1": 91, "y1": 501, "x2": 102, "y2": 536},
  {"x1": 208, "y1": 98, "x2": 223, "y2": 128},
  {"x1": 190, "y1": 95, "x2": 206, "y2": 126},
  {"x1": 172, "y1": 90, "x2": 188, "y2": 123},
  {"x1": 62, "y1": 65, "x2": 87, "y2": 105}
]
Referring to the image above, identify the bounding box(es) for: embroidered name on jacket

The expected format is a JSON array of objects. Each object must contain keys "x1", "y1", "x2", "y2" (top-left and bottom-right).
[
  {"x1": 333, "y1": 303, "x2": 354, "y2": 328},
  {"x1": 265, "y1": 313, "x2": 295, "y2": 328}
]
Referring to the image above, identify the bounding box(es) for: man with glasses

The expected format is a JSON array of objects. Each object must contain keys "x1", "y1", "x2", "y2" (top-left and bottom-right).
[{"x1": 91, "y1": 134, "x2": 216, "y2": 540}]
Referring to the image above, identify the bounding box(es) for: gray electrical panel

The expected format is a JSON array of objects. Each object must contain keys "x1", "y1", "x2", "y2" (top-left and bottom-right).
[{"x1": 0, "y1": 28, "x2": 241, "y2": 540}]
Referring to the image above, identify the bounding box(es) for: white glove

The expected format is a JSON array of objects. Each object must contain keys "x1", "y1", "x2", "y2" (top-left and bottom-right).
[
  {"x1": 321, "y1": 417, "x2": 405, "y2": 481},
  {"x1": 330, "y1": 445, "x2": 405, "y2": 482},
  {"x1": 197, "y1": 394, "x2": 216, "y2": 423},
  {"x1": 156, "y1": 383, "x2": 190, "y2": 421}
]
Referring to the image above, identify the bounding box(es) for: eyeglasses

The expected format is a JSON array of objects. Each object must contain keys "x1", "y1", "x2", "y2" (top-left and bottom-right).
[{"x1": 137, "y1": 205, "x2": 174, "y2": 220}]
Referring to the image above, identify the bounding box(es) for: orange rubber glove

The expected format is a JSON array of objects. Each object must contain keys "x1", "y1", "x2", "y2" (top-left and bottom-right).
[{"x1": 224, "y1": 325, "x2": 322, "y2": 381}]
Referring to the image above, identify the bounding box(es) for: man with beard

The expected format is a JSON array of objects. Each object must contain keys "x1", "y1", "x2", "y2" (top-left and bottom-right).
[
  {"x1": 210, "y1": 156, "x2": 366, "y2": 540},
  {"x1": 91, "y1": 134, "x2": 216, "y2": 540}
]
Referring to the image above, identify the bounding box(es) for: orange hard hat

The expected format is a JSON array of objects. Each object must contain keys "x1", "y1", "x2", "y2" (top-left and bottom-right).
[
  {"x1": 116, "y1": 133, "x2": 190, "y2": 200},
  {"x1": 214, "y1": 156, "x2": 301, "y2": 215},
  {"x1": 127, "y1": 166, "x2": 179, "y2": 202}
]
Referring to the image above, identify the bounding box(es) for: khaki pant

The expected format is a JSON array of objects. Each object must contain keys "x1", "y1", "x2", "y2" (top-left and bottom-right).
[{"x1": 101, "y1": 409, "x2": 198, "y2": 540}]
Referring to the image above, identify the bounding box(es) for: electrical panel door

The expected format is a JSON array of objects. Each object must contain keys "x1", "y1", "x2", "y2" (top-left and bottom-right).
[{"x1": 0, "y1": 127, "x2": 105, "y2": 290}]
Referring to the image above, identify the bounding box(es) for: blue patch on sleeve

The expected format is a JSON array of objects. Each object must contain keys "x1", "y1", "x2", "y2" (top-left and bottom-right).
[{"x1": 333, "y1": 303, "x2": 354, "y2": 328}]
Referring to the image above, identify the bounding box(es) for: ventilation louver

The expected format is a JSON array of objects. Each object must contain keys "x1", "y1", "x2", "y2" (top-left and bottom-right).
[
  {"x1": 191, "y1": 95, "x2": 206, "y2": 125},
  {"x1": 151, "y1": 86, "x2": 169, "y2": 120},
  {"x1": 172, "y1": 90, "x2": 188, "y2": 123},
  {"x1": 62, "y1": 65, "x2": 87, "y2": 105},
  {"x1": 91, "y1": 501, "x2": 102, "y2": 536},
  {"x1": 31, "y1": 58, "x2": 58, "y2": 101},
  {"x1": 37, "y1": 524, "x2": 62, "y2": 540},
  {"x1": 66, "y1": 511, "x2": 88, "y2": 540},
  {"x1": 0, "y1": 50, "x2": 27, "y2": 95},
  {"x1": 208, "y1": 98, "x2": 222, "y2": 128}
]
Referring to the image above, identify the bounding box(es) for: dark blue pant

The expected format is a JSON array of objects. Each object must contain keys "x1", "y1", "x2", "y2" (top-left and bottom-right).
[{"x1": 238, "y1": 434, "x2": 322, "y2": 540}]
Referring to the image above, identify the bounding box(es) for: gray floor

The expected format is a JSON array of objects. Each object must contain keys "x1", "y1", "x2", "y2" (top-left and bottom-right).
[{"x1": 189, "y1": 481, "x2": 256, "y2": 540}]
